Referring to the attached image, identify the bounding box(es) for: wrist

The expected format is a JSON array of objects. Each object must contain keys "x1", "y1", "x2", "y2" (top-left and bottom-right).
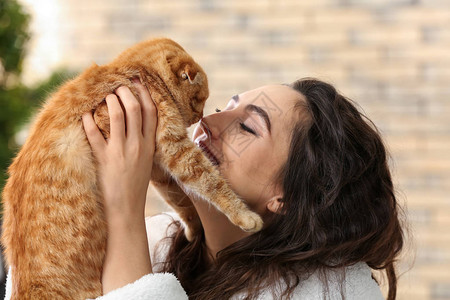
[
  {"x1": 106, "y1": 209, "x2": 146, "y2": 232},
  {"x1": 103, "y1": 193, "x2": 146, "y2": 223},
  {"x1": 102, "y1": 210, "x2": 151, "y2": 294}
]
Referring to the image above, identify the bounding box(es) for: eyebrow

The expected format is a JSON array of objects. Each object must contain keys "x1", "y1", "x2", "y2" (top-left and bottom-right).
[
  {"x1": 232, "y1": 94, "x2": 271, "y2": 133},
  {"x1": 246, "y1": 104, "x2": 271, "y2": 133}
]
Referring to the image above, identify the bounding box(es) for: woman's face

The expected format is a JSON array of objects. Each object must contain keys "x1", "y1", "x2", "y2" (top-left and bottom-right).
[{"x1": 192, "y1": 85, "x2": 303, "y2": 217}]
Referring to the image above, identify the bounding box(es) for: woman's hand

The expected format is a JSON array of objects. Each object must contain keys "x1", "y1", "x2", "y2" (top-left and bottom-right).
[
  {"x1": 83, "y1": 80, "x2": 157, "y2": 219},
  {"x1": 82, "y1": 79, "x2": 157, "y2": 294}
]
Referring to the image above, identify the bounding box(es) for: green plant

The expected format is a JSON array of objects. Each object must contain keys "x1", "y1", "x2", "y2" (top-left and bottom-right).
[{"x1": 0, "y1": 0, "x2": 76, "y2": 191}]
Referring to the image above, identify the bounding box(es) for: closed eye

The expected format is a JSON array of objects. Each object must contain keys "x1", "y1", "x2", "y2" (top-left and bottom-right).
[{"x1": 240, "y1": 122, "x2": 257, "y2": 135}]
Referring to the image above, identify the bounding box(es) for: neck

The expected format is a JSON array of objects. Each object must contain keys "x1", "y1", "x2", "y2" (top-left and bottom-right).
[{"x1": 191, "y1": 197, "x2": 251, "y2": 260}]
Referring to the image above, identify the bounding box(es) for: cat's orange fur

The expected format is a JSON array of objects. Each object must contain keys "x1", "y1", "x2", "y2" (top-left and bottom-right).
[{"x1": 1, "y1": 38, "x2": 263, "y2": 299}]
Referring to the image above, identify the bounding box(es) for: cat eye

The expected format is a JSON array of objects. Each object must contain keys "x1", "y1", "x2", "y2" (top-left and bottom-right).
[
  {"x1": 181, "y1": 73, "x2": 188, "y2": 80},
  {"x1": 240, "y1": 122, "x2": 257, "y2": 135}
]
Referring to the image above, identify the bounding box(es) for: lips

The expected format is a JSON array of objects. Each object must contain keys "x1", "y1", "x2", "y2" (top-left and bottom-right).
[{"x1": 196, "y1": 140, "x2": 220, "y2": 166}]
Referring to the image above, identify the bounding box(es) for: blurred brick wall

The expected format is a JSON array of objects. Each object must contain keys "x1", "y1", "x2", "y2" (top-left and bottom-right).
[{"x1": 18, "y1": 0, "x2": 450, "y2": 299}]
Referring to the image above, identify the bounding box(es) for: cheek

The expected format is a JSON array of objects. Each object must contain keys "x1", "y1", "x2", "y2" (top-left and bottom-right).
[
  {"x1": 221, "y1": 141, "x2": 275, "y2": 195},
  {"x1": 241, "y1": 142, "x2": 278, "y2": 180}
]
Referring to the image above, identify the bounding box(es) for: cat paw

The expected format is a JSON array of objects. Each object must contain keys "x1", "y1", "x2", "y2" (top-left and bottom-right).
[{"x1": 231, "y1": 211, "x2": 264, "y2": 233}]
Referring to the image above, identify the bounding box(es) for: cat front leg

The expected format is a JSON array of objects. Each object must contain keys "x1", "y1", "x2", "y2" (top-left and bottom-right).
[{"x1": 151, "y1": 169, "x2": 202, "y2": 242}]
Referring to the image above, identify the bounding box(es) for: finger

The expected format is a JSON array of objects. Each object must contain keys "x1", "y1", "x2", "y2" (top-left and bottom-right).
[
  {"x1": 115, "y1": 86, "x2": 142, "y2": 140},
  {"x1": 82, "y1": 112, "x2": 106, "y2": 153},
  {"x1": 132, "y1": 79, "x2": 158, "y2": 139},
  {"x1": 105, "y1": 94, "x2": 126, "y2": 142}
]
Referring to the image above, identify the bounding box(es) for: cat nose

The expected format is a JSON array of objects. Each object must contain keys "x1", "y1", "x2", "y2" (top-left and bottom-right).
[{"x1": 190, "y1": 112, "x2": 203, "y2": 124}]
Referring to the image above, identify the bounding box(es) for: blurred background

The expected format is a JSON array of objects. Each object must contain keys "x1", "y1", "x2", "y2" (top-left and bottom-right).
[{"x1": 1, "y1": 0, "x2": 449, "y2": 299}]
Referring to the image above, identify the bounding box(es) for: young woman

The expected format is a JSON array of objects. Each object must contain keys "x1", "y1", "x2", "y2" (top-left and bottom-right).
[{"x1": 82, "y1": 78, "x2": 404, "y2": 299}]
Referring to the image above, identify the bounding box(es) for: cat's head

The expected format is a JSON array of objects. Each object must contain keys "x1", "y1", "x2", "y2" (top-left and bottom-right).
[
  {"x1": 159, "y1": 39, "x2": 209, "y2": 126},
  {"x1": 115, "y1": 38, "x2": 209, "y2": 126}
]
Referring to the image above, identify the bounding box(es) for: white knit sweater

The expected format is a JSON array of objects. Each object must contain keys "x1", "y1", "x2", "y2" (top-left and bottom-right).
[{"x1": 4, "y1": 212, "x2": 384, "y2": 299}]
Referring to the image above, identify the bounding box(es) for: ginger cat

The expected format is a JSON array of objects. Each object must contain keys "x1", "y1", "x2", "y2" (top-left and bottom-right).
[{"x1": 1, "y1": 38, "x2": 263, "y2": 300}]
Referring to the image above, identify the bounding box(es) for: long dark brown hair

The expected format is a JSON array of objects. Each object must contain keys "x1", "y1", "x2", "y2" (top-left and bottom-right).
[{"x1": 161, "y1": 78, "x2": 405, "y2": 299}]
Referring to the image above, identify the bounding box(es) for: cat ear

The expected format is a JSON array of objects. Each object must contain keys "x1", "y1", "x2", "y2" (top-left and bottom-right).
[{"x1": 182, "y1": 66, "x2": 203, "y2": 85}]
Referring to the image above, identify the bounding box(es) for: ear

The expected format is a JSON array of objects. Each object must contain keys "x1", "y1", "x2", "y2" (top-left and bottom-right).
[
  {"x1": 266, "y1": 195, "x2": 284, "y2": 214},
  {"x1": 181, "y1": 65, "x2": 203, "y2": 85}
]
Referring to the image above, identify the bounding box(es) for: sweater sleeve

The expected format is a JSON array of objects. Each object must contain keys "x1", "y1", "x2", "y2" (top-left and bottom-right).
[{"x1": 93, "y1": 272, "x2": 187, "y2": 300}]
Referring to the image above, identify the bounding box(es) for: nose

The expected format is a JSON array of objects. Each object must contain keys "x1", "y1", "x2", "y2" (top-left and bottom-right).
[{"x1": 202, "y1": 109, "x2": 235, "y2": 141}]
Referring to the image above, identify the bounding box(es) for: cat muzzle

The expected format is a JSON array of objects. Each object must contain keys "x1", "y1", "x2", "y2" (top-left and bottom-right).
[{"x1": 189, "y1": 112, "x2": 203, "y2": 124}]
